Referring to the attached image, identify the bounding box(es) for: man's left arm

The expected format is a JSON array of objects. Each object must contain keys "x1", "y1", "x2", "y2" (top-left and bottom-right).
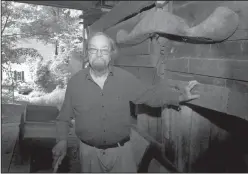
[{"x1": 130, "y1": 75, "x2": 200, "y2": 108}]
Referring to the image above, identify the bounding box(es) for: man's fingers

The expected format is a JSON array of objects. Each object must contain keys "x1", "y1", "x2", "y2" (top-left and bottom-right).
[
  {"x1": 188, "y1": 80, "x2": 200, "y2": 90},
  {"x1": 53, "y1": 154, "x2": 65, "y2": 173},
  {"x1": 189, "y1": 94, "x2": 200, "y2": 100},
  {"x1": 52, "y1": 147, "x2": 62, "y2": 157}
]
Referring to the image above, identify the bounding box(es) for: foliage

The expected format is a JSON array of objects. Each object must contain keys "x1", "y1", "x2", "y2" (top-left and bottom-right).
[
  {"x1": 2, "y1": 1, "x2": 83, "y2": 90},
  {"x1": 1, "y1": 1, "x2": 43, "y2": 65},
  {"x1": 33, "y1": 60, "x2": 55, "y2": 92},
  {"x1": 19, "y1": 3, "x2": 83, "y2": 54},
  {"x1": 28, "y1": 86, "x2": 66, "y2": 109}
]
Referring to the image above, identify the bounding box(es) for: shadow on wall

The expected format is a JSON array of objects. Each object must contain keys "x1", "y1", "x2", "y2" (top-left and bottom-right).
[{"x1": 186, "y1": 104, "x2": 248, "y2": 172}]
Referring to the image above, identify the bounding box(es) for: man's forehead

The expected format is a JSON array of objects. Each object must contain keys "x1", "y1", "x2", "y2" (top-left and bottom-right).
[{"x1": 89, "y1": 35, "x2": 110, "y2": 48}]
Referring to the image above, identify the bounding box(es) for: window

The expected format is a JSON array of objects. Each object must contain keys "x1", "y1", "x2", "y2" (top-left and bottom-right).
[{"x1": 12, "y1": 71, "x2": 24, "y2": 81}]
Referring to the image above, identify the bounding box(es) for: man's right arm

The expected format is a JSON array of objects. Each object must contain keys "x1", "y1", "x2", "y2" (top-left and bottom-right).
[{"x1": 56, "y1": 80, "x2": 73, "y2": 142}]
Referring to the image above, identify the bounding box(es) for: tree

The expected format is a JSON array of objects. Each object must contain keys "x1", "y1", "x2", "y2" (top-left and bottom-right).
[
  {"x1": 1, "y1": 1, "x2": 43, "y2": 65},
  {"x1": 1, "y1": 1, "x2": 83, "y2": 91},
  {"x1": 19, "y1": 4, "x2": 83, "y2": 56}
]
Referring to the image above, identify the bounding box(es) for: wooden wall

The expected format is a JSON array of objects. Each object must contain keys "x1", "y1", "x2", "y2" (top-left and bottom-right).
[
  {"x1": 89, "y1": 1, "x2": 248, "y2": 172},
  {"x1": 159, "y1": 1, "x2": 248, "y2": 172}
]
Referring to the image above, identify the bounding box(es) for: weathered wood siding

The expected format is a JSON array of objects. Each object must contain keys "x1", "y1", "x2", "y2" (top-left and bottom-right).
[
  {"x1": 89, "y1": 1, "x2": 248, "y2": 172},
  {"x1": 159, "y1": 1, "x2": 248, "y2": 172}
]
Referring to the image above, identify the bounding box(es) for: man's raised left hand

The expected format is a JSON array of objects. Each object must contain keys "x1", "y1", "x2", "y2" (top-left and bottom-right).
[{"x1": 180, "y1": 80, "x2": 200, "y2": 103}]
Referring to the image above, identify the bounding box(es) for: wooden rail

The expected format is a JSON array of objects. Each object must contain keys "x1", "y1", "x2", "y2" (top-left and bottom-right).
[{"x1": 130, "y1": 124, "x2": 179, "y2": 172}]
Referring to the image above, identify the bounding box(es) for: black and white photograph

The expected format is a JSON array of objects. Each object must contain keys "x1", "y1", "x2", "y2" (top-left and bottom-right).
[{"x1": 1, "y1": 1, "x2": 248, "y2": 173}]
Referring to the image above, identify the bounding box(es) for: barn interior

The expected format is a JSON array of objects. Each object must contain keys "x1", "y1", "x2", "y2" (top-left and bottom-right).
[{"x1": 3, "y1": 1, "x2": 248, "y2": 173}]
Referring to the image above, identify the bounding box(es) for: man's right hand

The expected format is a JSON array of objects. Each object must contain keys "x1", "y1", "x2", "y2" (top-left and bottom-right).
[{"x1": 52, "y1": 140, "x2": 67, "y2": 171}]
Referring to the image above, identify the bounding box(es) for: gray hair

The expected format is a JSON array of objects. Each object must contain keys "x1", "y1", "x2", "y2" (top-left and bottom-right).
[{"x1": 84, "y1": 32, "x2": 118, "y2": 58}]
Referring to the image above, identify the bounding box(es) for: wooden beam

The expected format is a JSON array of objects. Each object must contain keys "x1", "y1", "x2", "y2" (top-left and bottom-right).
[
  {"x1": 23, "y1": 122, "x2": 57, "y2": 139},
  {"x1": 173, "y1": 1, "x2": 248, "y2": 30},
  {"x1": 89, "y1": 1, "x2": 155, "y2": 33},
  {"x1": 227, "y1": 29, "x2": 248, "y2": 41},
  {"x1": 15, "y1": 1, "x2": 94, "y2": 11},
  {"x1": 104, "y1": 9, "x2": 144, "y2": 40}
]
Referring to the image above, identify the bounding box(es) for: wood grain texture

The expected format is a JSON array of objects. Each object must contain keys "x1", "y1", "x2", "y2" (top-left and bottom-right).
[
  {"x1": 176, "y1": 106, "x2": 192, "y2": 172},
  {"x1": 161, "y1": 108, "x2": 173, "y2": 162},
  {"x1": 188, "y1": 110, "x2": 211, "y2": 172}
]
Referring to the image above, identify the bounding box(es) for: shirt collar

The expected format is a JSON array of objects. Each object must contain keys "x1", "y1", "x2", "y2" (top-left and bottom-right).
[{"x1": 85, "y1": 66, "x2": 114, "y2": 80}]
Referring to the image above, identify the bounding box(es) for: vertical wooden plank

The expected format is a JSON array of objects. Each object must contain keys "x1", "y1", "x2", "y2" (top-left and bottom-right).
[
  {"x1": 156, "y1": 114, "x2": 162, "y2": 143},
  {"x1": 177, "y1": 106, "x2": 192, "y2": 172},
  {"x1": 147, "y1": 116, "x2": 159, "y2": 141},
  {"x1": 162, "y1": 108, "x2": 173, "y2": 163},
  {"x1": 188, "y1": 111, "x2": 211, "y2": 172},
  {"x1": 169, "y1": 109, "x2": 180, "y2": 168},
  {"x1": 205, "y1": 121, "x2": 229, "y2": 172},
  {"x1": 137, "y1": 114, "x2": 149, "y2": 133}
]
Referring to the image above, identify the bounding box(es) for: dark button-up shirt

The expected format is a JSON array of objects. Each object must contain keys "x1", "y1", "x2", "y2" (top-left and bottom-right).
[{"x1": 56, "y1": 66, "x2": 181, "y2": 146}]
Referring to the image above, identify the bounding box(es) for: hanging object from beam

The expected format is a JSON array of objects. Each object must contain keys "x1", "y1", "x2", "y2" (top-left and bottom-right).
[{"x1": 116, "y1": 6, "x2": 239, "y2": 45}]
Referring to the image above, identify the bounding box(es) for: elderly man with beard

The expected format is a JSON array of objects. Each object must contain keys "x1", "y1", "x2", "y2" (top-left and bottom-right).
[{"x1": 52, "y1": 32, "x2": 200, "y2": 172}]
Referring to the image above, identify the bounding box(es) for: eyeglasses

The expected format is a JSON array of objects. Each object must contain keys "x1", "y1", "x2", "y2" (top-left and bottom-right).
[{"x1": 88, "y1": 48, "x2": 110, "y2": 55}]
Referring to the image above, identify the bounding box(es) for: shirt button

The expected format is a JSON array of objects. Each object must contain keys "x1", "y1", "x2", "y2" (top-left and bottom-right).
[
  {"x1": 102, "y1": 105, "x2": 104, "y2": 108},
  {"x1": 101, "y1": 93, "x2": 104, "y2": 96},
  {"x1": 104, "y1": 130, "x2": 106, "y2": 132}
]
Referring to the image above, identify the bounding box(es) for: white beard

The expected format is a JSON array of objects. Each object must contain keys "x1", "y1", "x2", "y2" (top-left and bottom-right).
[{"x1": 91, "y1": 58, "x2": 108, "y2": 73}]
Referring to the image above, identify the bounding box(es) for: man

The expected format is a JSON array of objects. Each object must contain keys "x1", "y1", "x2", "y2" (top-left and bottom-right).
[{"x1": 52, "y1": 32, "x2": 200, "y2": 172}]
